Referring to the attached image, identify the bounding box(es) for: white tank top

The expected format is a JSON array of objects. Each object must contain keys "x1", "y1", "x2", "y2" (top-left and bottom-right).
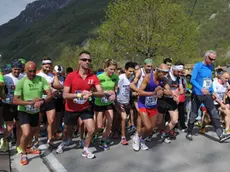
[
  {"x1": 213, "y1": 78, "x2": 228, "y2": 104},
  {"x1": 137, "y1": 68, "x2": 145, "y2": 89}
]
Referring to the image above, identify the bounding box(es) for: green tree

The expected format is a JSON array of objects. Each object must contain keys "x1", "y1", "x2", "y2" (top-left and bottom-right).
[{"x1": 99, "y1": 0, "x2": 199, "y2": 64}]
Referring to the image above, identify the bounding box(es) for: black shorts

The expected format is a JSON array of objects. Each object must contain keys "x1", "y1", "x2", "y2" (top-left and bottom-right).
[
  {"x1": 18, "y1": 111, "x2": 39, "y2": 127},
  {"x1": 158, "y1": 97, "x2": 178, "y2": 114},
  {"x1": 130, "y1": 95, "x2": 136, "y2": 108},
  {"x1": 2, "y1": 103, "x2": 18, "y2": 121},
  {"x1": 40, "y1": 99, "x2": 56, "y2": 113},
  {"x1": 94, "y1": 104, "x2": 114, "y2": 112},
  {"x1": 115, "y1": 101, "x2": 131, "y2": 113},
  {"x1": 55, "y1": 98, "x2": 65, "y2": 112},
  {"x1": 226, "y1": 97, "x2": 230, "y2": 104},
  {"x1": 64, "y1": 107, "x2": 94, "y2": 125}
]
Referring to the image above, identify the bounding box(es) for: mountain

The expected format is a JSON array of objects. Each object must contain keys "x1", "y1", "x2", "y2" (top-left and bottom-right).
[
  {"x1": 0, "y1": 0, "x2": 36, "y2": 25},
  {"x1": 0, "y1": 0, "x2": 72, "y2": 42},
  {"x1": 0, "y1": 0, "x2": 230, "y2": 65},
  {"x1": 176, "y1": 0, "x2": 230, "y2": 64},
  {"x1": 0, "y1": 0, "x2": 109, "y2": 63}
]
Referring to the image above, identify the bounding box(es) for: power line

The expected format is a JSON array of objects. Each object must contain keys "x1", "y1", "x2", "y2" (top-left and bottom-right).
[{"x1": 189, "y1": 0, "x2": 198, "y2": 17}]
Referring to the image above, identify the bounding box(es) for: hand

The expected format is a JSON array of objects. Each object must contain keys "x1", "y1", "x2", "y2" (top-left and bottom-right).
[
  {"x1": 33, "y1": 97, "x2": 41, "y2": 103},
  {"x1": 212, "y1": 94, "x2": 217, "y2": 100},
  {"x1": 120, "y1": 104, "x2": 125, "y2": 111},
  {"x1": 132, "y1": 92, "x2": 138, "y2": 96},
  {"x1": 227, "y1": 91, "x2": 230, "y2": 98},
  {"x1": 155, "y1": 86, "x2": 162, "y2": 92},
  {"x1": 156, "y1": 89, "x2": 163, "y2": 98},
  {"x1": 201, "y1": 88, "x2": 209, "y2": 95},
  {"x1": 172, "y1": 89, "x2": 179, "y2": 97},
  {"x1": 53, "y1": 71, "x2": 58, "y2": 76},
  {"x1": 173, "y1": 94, "x2": 179, "y2": 104},
  {"x1": 82, "y1": 90, "x2": 92, "y2": 100},
  {"x1": 34, "y1": 100, "x2": 44, "y2": 109},
  {"x1": 105, "y1": 90, "x2": 116, "y2": 101},
  {"x1": 105, "y1": 90, "x2": 114, "y2": 95}
]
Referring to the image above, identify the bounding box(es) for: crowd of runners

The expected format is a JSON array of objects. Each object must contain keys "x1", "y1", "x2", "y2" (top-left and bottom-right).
[{"x1": 0, "y1": 50, "x2": 230, "y2": 166}]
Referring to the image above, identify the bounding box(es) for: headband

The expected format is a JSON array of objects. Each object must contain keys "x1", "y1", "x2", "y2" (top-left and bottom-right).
[
  {"x1": 156, "y1": 67, "x2": 169, "y2": 73},
  {"x1": 173, "y1": 65, "x2": 184, "y2": 71},
  {"x1": 42, "y1": 60, "x2": 52, "y2": 65},
  {"x1": 144, "y1": 58, "x2": 153, "y2": 65}
]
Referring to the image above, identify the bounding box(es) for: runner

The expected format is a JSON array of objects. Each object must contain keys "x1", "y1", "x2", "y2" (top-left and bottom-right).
[
  {"x1": 56, "y1": 51, "x2": 104, "y2": 159},
  {"x1": 133, "y1": 63, "x2": 170, "y2": 151},
  {"x1": 94, "y1": 59, "x2": 118, "y2": 150},
  {"x1": 53, "y1": 65, "x2": 65, "y2": 140},
  {"x1": 37, "y1": 57, "x2": 63, "y2": 146},
  {"x1": 186, "y1": 50, "x2": 230, "y2": 142},
  {"x1": 13, "y1": 61, "x2": 52, "y2": 165},
  {"x1": 163, "y1": 57, "x2": 173, "y2": 68},
  {"x1": 157, "y1": 61, "x2": 184, "y2": 142},
  {"x1": 130, "y1": 59, "x2": 153, "y2": 147},
  {"x1": 212, "y1": 72, "x2": 230, "y2": 133},
  {"x1": 116, "y1": 61, "x2": 135, "y2": 145},
  {"x1": 18, "y1": 58, "x2": 26, "y2": 76},
  {"x1": 0, "y1": 60, "x2": 23, "y2": 152},
  {"x1": 185, "y1": 74, "x2": 192, "y2": 125}
]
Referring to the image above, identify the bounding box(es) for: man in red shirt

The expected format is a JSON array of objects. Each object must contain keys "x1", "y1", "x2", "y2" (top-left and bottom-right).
[{"x1": 56, "y1": 51, "x2": 104, "y2": 159}]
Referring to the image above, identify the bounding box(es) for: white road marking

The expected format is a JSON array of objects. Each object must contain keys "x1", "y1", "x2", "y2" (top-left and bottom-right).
[{"x1": 39, "y1": 144, "x2": 68, "y2": 172}]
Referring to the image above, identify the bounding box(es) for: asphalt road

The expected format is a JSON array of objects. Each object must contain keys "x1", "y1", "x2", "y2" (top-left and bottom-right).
[{"x1": 10, "y1": 128, "x2": 230, "y2": 172}]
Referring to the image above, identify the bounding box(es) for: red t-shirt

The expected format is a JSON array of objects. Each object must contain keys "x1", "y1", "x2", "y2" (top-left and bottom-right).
[{"x1": 64, "y1": 70, "x2": 100, "y2": 112}]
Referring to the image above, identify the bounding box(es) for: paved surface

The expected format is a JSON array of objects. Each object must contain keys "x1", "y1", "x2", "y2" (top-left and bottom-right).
[{"x1": 8, "y1": 129, "x2": 230, "y2": 172}]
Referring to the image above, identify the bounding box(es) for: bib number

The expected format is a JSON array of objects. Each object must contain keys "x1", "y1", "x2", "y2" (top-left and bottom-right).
[
  {"x1": 73, "y1": 98, "x2": 87, "y2": 104},
  {"x1": 145, "y1": 96, "x2": 157, "y2": 107},
  {"x1": 101, "y1": 96, "x2": 109, "y2": 103},
  {"x1": 73, "y1": 90, "x2": 87, "y2": 104},
  {"x1": 203, "y1": 78, "x2": 212, "y2": 89},
  {"x1": 25, "y1": 105, "x2": 39, "y2": 113},
  {"x1": 42, "y1": 95, "x2": 47, "y2": 99}
]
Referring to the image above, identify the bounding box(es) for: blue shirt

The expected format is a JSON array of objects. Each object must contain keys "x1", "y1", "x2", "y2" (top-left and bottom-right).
[{"x1": 191, "y1": 62, "x2": 214, "y2": 95}]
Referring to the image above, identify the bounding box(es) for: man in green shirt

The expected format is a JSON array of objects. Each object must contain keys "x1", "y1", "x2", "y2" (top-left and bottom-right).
[{"x1": 13, "y1": 61, "x2": 52, "y2": 166}]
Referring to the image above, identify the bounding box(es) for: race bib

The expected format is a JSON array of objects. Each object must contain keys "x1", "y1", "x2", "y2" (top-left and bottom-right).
[
  {"x1": 216, "y1": 92, "x2": 225, "y2": 102},
  {"x1": 119, "y1": 85, "x2": 130, "y2": 103},
  {"x1": 42, "y1": 95, "x2": 47, "y2": 99},
  {"x1": 101, "y1": 96, "x2": 109, "y2": 103},
  {"x1": 25, "y1": 105, "x2": 39, "y2": 113},
  {"x1": 145, "y1": 96, "x2": 157, "y2": 107},
  {"x1": 203, "y1": 78, "x2": 212, "y2": 89},
  {"x1": 73, "y1": 90, "x2": 87, "y2": 104}
]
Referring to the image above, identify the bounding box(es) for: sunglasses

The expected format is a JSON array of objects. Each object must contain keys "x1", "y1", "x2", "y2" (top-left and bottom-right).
[
  {"x1": 80, "y1": 58, "x2": 92, "y2": 62},
  {"x1": 28, "y1": 70, "x2": 36, "y2": 73},
  {"x1": 208, "y1": 56, "x2": 215, "y2": 62}
]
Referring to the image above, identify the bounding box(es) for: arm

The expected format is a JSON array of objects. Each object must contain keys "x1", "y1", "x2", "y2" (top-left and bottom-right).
[
  {"x1": 13, "y1": 95, "x2": 34, "y2": 106},
  {"x1": 63, "y1": 86, "x2": 78, "y2": 99},
  {"x1": 179, "y1": 78, "x2": 185, "y2": 95},
  {"x1": 43, "y1": 89, "x2": 52, "y2": 103},
  {"x1": 13, "y1": 79, "x2": 33, "y2": 105},
  {"x1": 92, "y1": 84, "x2": 104, "y2": 97},
  {"x1": 130, "y1": 69, "x2": 141, "y2": 92},
  {"x1": 190, "y1": 63, "x2": 203, "y2": 91},
  {"x1": 138, "y1": 74, "x2": 155, "y2": 96},
  {"x1": 52, "y1": 74, "x2": 63, "y2": 89}
]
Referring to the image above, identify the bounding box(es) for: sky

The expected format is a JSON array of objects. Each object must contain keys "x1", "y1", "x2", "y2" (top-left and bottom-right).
[{"x1": 0, "y1": 0, "x2": 36, "y2": 25}]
